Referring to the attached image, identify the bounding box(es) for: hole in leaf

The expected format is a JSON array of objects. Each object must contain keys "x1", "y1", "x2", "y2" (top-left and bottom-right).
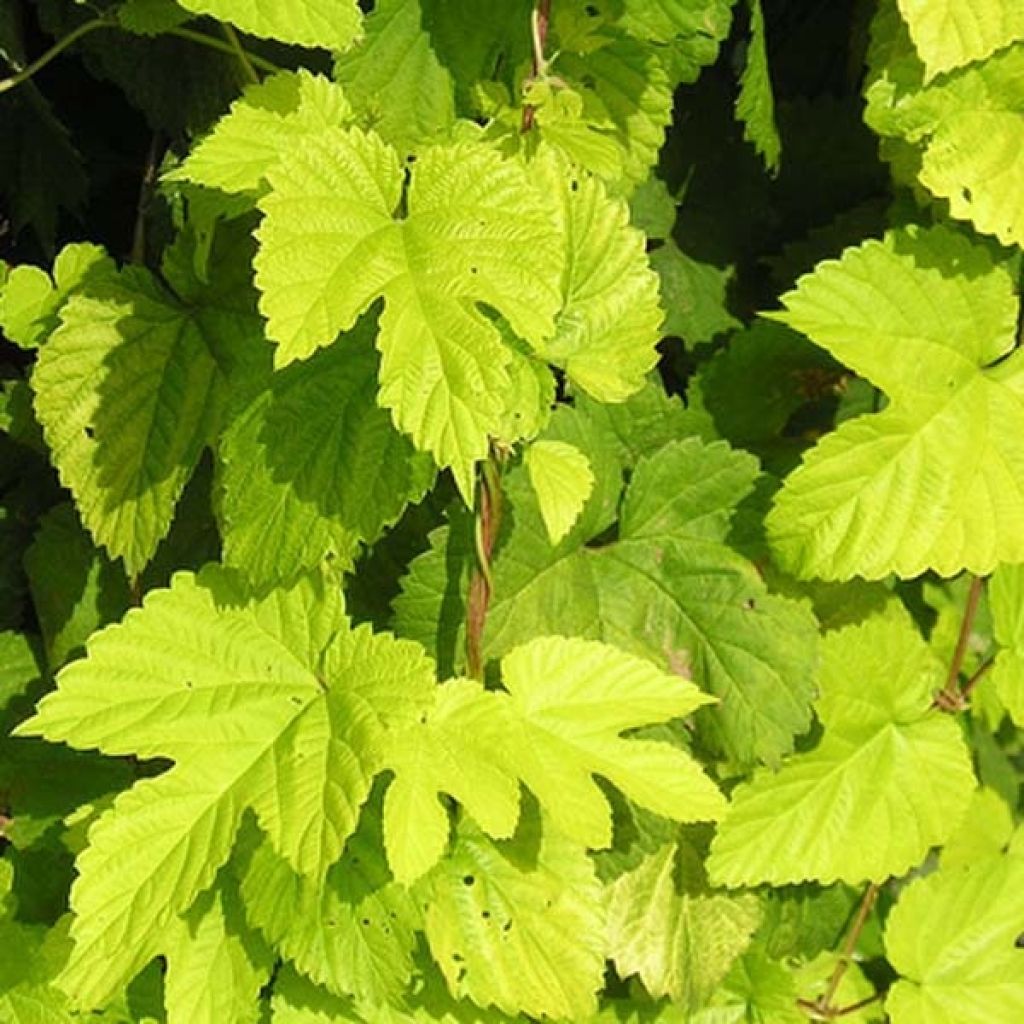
[
  {"x1": 84, "y1": 425, "x2": 95, "y2": 439},
  {"x1": 463, "y1": 875, "x2": 475, "y2": 886}
]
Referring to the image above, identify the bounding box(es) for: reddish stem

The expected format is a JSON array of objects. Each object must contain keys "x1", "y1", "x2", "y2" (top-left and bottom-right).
[
  {"x1": 521, "y1": 0, "x2": 552, "y2": 133},
  {"x1": 465, "y1": 454, "x2": 504, "y2": 679}
]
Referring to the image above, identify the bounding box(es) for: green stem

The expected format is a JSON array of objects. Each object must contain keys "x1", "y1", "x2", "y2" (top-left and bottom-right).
[
  {"x1": 0, "y1": 17, "x2": 115, "y2": 96},
  {"x1": 164, "y1": 26, "x2": 281, "y2": 75},
  {"x1": 0, "y1": 17, "x2": 282, "y2": 99},
  {"x1": 220, "y1": 22, "x2": 259, "y2": 85}
]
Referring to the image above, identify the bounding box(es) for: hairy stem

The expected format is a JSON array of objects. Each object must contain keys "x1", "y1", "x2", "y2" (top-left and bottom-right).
[
  {"x1": 466, "y1": 450, "x2": 505, "y2": 680},
  {"x1": 0, "y1": 17, "x2": 115, "y2": 96},
  {"x1": 521, "y1": 0, "x2": 553, "y2": 132},
  {"x1": 220, "y1": 22, "x2": 259, "y2": 85},
  {"x1": 817, "y1": 882, "x2": 880, "y2": 1015}
]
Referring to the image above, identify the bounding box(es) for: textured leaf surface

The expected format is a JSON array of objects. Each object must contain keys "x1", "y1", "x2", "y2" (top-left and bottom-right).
[
  {"x1": 219, "y1": 318, "x2": 434, "y2": 587},
  {"x1": 485, "y1": 413, "x2": 818, "y2": 765},
  {"x1": 255, "y1": 133, "x2": 562, "y2": 495},
  {"x1": 897, "y1": 0, "x2": 1024, "y2": 78},
  {"x1": 423, "y1": 818, "x2": 605, "y2": 1020},
  {"x1": 241, "y1": 804, "x2": 420, "y2": 1005},
  {"x1": 333, "y1": 0, "x2": 456, "y2": 155},
  {"x1": 885, "y1": 845, "x2": 1024, "y2": 1024},
  {"x1": 15, "y1": 568, "x2": 434, "y2": 1005},
  {"x1": 533, "y1": 168, "x2": 662, "y2": 401},
  {"x1": 617, "y1": 0, "x2": 735, "y2": 84},
  {"x1": 32, "y1": 266, "x2": 221, "y2": 575},
  {"x1": 708, "y1": 608, "x2": 976, "y2": 887},
  {"x1": 167, "y1": 71, "x2": 354, "y2": 195},
  {"x1": 735, "y1": 0, "x2": 780, "y2": 172},
  {"x1": 32, "y1": 223, "x2": 263, "y2": 578},
  {"x1": 649, "y1": 241, "x2": 739, "y2": 346},
  {"x1": 988, "y1": 562, "x2": 1024, "y2": 725},
  {"x1": 866, "y1": 12, "x2": 1024, "y2": 245},
  {"x1": 524, "y1": 440, "x2": 594, "y2": 544},
  {"x1": 767, "y1": 225, "x2": 1024, "y2": 580},
  {"x1": 24, "y1": 504, "x2": 130, "y2": 670},
  {"x1": 535, "y1": 19, "x2": 674, "y2": 188},
  {"x1": 164, "y1": 880, "x2": 273, "y2": 1024},
  {"x1": 0, "y1": 244, "x2": 109, "y2": 350},
  {"x1": 607, "y1": 840, "x2": 761, "y2": 1006},
  {"x1": 383, "y1": 635, "x2": 723, "y2": 882},
  {"x1": 176, "y1": 0, "x2": 362, "y2": 50}
]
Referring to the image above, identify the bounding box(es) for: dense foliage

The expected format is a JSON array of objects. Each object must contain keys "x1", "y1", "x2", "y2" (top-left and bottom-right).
[{"x1": 1, "y1": 1, "x2": 1023, "y2": 1021}]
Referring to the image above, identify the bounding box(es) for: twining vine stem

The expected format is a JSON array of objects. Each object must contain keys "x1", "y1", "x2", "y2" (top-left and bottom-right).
[
  {"x1": 0, "y1": 18, "x2": 280, "y2": 97},
  {"x1": 935, "y1": 573, "x2": 985, "y2": 711},
  {"x1": 802, "y1": 881, "x2": 880, "y2": 1019},
  {"x1": 521, "y1": 0, "x2": 553, "y2": 132},
  {"x1": 466, "y1": 448, "x2": 505, "y2": 680}
]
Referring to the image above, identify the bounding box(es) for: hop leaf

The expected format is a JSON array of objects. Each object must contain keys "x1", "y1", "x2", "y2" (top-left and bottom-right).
[
  {"x1": 175, "y1": 1, "x2": 363, "y2": 51},
  {"x1": 167, "y1": 70, "x2": 354, "y2": 196},
  {"x1": 896, "y1": 0, "x2": 1024, "y2": 79},
  {"x1": 866, "y1": 11, "x2": 1024, "y2": 246},
  {"x1": 254, "y1": 133, "x2": 563, "y2": 496},
  {"x1": 422, "y1": 816, "x2": 606, "y2": 1021},
  {"x1": 524, "y1": 440, "x2": 595, "y2": 544},
  {"x1": 767, "y1": 225, "x2": 1024, "y2": 580},
  {"x1": 988, "y1": 562, "x2": 1024, "y2": 725},
  {"x1": 708, "y1": 607, "x2": 976, "y2": 887},
  {"x1": 14, "y1": 568, "x2": 435, "y2": 1006},
  {"x1": 884, "y1": 840, "x2": 1024, "y2": 1023},
  {"x1": 606, "y1": 839, "x2": 762, "y2": 1006},
  {"x1": 382, "y1": 635, "x2": 724, "y2": 884}
]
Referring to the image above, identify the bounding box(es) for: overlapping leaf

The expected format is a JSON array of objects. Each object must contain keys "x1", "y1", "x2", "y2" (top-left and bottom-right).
[
  {"x1": 708, "y1": 607, "x2": 976, "y2": 887},
  {"x1": 488, "y1": 413, "x2": 818, "y2": 765},
  {"x1": 422, "y1": 816, "x2": 606, "y2": 1020},
  {"x1": 31, "y1": 225, "x2": 264, "y2": 576},
  {"x1": 167, "y1": 70, "x2": 354, "y2": 196},
  {"x1": 0, "y1": 243, "x2": 109, "y2": 350},
  {"x1": 767, "y1": 225, "x2": 1024, "y2": 580},
  {"x1": 532, "y1": 165, "x2": 664, "y2": 401},
  {"x1": 988, "y1": 563, "x2": 1024, "y2": 725},
  {"x1": 398, "y1": 408, "x2": 817, "y2": 765},
  {"x1": 897, "y1": 0, "x2": 1024, "y2": 78},
  {"x1": 240, "y1": 802, "x2": 420, "y2": 1006},
  {"x1": 606, "y1": 838, "x2": 761, "y2": 1006},
  {"x1": 176, "y1": 0, "x2": 362, "y2": 50},
  {"x1": 163, "y1": 878, "x2": 273, "y2": 1024},
  {"x1": 254, "y1": 132, "x2": 563, "y2": 495},
  {"x1": 14, "y1": 568, "x2": 435, "y2": 1006},
  {"x1": 884, "y1": 840, "x2": 1024, "y2": 1023},
  {"x1": 537, "y1": 25, "x2": 674, "y2": 190},
  {"x1": 866, "y1": 3, "x2": 1024, "y2": 246},
  {"x1": 382, "y1": 635, "x2": 724, "y2": 883},
  {"x1": 333, "y1": 0, "x2": 456, "y2": 156},
  {"x1": 219, "y1": 317, "x2": 434, "y2": 587}
]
